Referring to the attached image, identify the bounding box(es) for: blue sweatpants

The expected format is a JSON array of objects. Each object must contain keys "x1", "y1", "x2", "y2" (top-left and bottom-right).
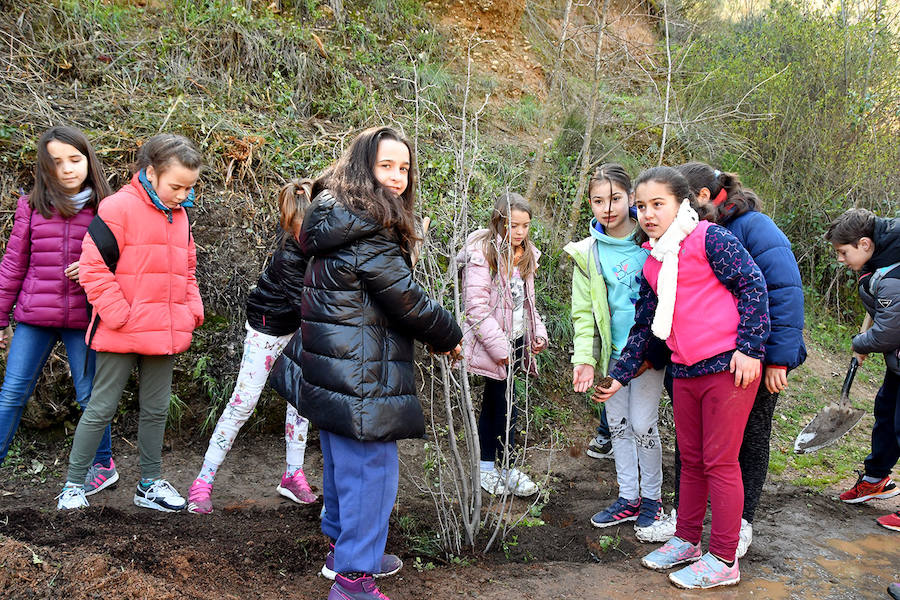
[{"x1": 320, "y1": 429, "x2": 398, "y2": 575}]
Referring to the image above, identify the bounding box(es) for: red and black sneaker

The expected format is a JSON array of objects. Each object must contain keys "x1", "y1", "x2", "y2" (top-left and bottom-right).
[
  {"x1": 876, "y1": 510, "x2": 900, "y2": 532},
  {"x1": 839, "y1": 472, "x2": 899, "y2": 504}
]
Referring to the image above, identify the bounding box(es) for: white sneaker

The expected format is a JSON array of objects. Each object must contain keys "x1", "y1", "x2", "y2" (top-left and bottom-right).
[
  {"x1": 635, "y1": 508, "x2": 677, "y2": 543},
  {"x1": 480, "y1": 469, "x2": 508, "y2": 495},
  {"x1": 736, "y1": 518, "x2": 753, "y2": 558},
  {"x1": 57, "y1": 483, "x2": 89, "y2": 510},
  {"x1": 133, "y1": 479, "x2": 187, "y2": 512},
  {"x1": 503, "y1": 467, "x2": 538, "y2": 497}
]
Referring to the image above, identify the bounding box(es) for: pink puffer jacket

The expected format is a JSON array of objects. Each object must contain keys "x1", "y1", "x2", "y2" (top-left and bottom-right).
[
  {"x1": 79, "y1": 174, "x2": 203, "y2": 355},
  {"x1": 456, "y1": 229, "x2": 548, "y2": 381},
  {"x1": 0, "y1": 196, "x2": 94, "y2": 330}
]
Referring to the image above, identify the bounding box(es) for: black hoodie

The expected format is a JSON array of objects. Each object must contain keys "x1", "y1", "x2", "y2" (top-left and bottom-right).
[
  {"x1": 854, "y1": 216, "x2": 900, "y2": 375},
  {"x1": 269, "y1": 190, "x2": 462, "y2": 441}
]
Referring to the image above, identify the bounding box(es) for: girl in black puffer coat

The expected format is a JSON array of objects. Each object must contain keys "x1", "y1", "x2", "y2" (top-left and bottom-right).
[
  {"x1": 186, "y1": 180, "x2": 317, "y2": 515},
  {"x1": 271, "y1": 127, "x2": 462, "y2": 600}
]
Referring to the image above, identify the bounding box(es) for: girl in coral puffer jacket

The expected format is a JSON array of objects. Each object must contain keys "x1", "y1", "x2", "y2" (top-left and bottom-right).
[
  {"x1": 0, "y1": 126, "x2": 115, "y2": 493},
  {"x1": 457, "y1": 193, "x2": 548, "y2": 499},
  {"x1": 58, "y1": 133, "x2": 204, "y2": 513}
]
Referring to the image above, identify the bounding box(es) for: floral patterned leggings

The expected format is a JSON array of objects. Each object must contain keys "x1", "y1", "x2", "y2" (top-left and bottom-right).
[{"x1": 199, "y1": 323, "x2": 308, "y2": 482}]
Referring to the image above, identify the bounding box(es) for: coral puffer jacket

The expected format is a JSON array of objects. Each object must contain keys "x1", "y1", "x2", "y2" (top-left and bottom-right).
[
  {"x1": 0, "y1": 196, "x2": 94, "y2": 330},
  {"x1": 79, "y1": 174, "x2": 203, "y2": 355}
]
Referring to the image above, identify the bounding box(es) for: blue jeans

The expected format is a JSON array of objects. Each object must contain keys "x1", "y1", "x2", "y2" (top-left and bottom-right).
[
  {"x1": 0, "y1": 323, "x2": 111, "y2": 466},
  {"x1": 320, "y1": 430, "x2": 398, "y2": 575}
]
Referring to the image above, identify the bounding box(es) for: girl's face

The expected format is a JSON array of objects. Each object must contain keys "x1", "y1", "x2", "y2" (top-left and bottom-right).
[
  {"x1": 589, "y1": 179, "x2": 632, "y2": 234},
  {"x1": 373, "y1": 138, "x2": 410, "y2": 197},
  {"x1": 46, "y1": 139, "x2": 88, "y2": 195},
  {"x1": 503, "y1": 209, "x2": 531, "y2": 248},
  {"x1": 635, "y1": 180, "x2": 681, "y2": 241},
  {"x1": 146, "y1": 162, "x2": 200, "y2": 209}
]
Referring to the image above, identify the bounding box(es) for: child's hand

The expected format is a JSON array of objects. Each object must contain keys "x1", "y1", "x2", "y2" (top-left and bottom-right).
[
  {"x1": 498, "y1": 356, "x2": 510, "y2": 366},
  {"x1": 730, "y1": 351, "x2": 761, "y2": 389},
  {"x1": 531, "y1": 337, "x2": 547, "y2": 354},
  {"x1": 764, "y1": 366, "x2": 788, "y2": 394},
  {"x1": 591, "y1": 378, "x2": 622, "y2": 403},
  {"x1": 853, "y1": 351, "x2": 867, "y2": 365},
  {"x1": 0, "y1": 325, "x2": 11, "y2": 351},
  {"x1": 64, "y1": 261, "x2": 80, "y2": 282},
  {"x1": 572, "y1": 363, "x2": 594, "y2": 393}
]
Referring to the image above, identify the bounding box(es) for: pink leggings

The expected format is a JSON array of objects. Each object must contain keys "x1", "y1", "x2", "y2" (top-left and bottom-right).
[{"x1": 673, "y1": 370, "x2": 758, "y2": 561}]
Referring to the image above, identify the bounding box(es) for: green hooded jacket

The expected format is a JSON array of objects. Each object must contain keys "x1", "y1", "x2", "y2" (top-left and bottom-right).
[{"x1": 563, "y1": 237, "x2": 612, "y2": 374}]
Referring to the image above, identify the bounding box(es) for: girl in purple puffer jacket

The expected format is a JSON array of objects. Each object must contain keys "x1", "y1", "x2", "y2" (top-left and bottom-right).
[{"x1": 0, "y1": 126, "x2": 116, "y2": 494}]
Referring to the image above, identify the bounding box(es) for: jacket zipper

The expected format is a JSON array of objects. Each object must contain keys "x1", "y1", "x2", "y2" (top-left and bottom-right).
[
  {"x1": 63, "y1": 218, "x2": 70, "y2": 329},
  {"x1": 168, "y1": 213, "x2": 175, "y2": 353}
]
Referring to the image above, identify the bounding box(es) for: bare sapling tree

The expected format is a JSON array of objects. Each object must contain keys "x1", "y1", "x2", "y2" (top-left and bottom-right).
[
  {"x1": 396, "y1": 38, "x2": 554, "y2": 555},
  {"x1": 563, "y1": 0, "x2": 612, "y2": 243}
]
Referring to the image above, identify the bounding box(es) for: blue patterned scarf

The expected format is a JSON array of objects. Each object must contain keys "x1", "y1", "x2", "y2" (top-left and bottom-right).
[{"x1": 138, "y1": 168, "x2": 195, "y2": 223}]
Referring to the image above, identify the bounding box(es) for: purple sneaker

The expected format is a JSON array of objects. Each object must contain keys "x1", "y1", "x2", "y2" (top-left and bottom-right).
[
  {"x1": 669, "y1": 552, "x2": 740, "y2": 589},
  {"x1": 277, "y1": 468, "x2": 318, "y2": 505},
  {"x1": 321, "y1": 545, "x2": 403, "y2": 580},
  {"x1": 328, "y1": 573, "x2": 391, "y2": 600},
  {"x1": 641, "y1": 536, "x2": 702, "y2": 571}
]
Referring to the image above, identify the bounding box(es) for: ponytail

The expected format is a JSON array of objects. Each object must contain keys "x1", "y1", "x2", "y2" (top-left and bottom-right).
[
  {"x1": 278, "y1": 178, "x2": 313, "y2": 240},
  {"x1": 677, "y1": 162, "x2": 760, "y2": 223}
]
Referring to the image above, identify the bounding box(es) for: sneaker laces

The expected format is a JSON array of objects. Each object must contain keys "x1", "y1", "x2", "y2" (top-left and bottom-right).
[
  {"x1": 146, "y1": 479, "x2": 178, "y2": 496},
  {"x1": 56, "y1": 484, "x2": 85, "y2": 502}
]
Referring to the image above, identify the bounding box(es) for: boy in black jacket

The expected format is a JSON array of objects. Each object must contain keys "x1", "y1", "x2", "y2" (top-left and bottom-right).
[{"x1": 826, "y1": 208, "x2": 900, "y2": 532}]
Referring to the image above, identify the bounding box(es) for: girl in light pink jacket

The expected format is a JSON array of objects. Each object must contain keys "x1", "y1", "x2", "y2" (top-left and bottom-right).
[{"x1": 457, "y1": 193, "x2": 548, "y2": 498}]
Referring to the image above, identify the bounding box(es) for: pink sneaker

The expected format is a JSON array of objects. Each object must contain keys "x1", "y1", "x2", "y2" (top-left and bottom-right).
[
  {"x1": 277, "y1": 468, "x2": 317, "y2": 504},
  {"x1": 187, "y1": 478, "x2": 213, "y2": 514},
  {"x1": 669, "y1": 552, "x2": 740, "y2": 589}
]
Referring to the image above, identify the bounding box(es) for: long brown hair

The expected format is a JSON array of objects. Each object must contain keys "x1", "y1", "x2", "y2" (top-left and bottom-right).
[
  {"x1": 278, "y1": 178, "x2": 313, "y2": 240},
  {"x1": 676, "y1": 162, "x2": 760, "y2": 224},
  {"x1": 478, "y1": 192, "x2": 537, "y2": 280},
  {"x1": 317, "y1": 126, "x2": 420, "y2": 255},
  {"x1": 31, "y1": 126, "x2": 111, "y2": 218}
]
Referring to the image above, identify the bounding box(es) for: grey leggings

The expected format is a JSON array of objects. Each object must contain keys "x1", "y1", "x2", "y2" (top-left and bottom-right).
[{"x1": 67, "y1": 352, "x2": 174, "y2": 483}]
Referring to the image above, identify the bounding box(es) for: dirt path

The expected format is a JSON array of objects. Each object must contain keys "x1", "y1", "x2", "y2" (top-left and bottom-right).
[{"x1": 1, "y1": 424, "x2": 897, "y2": 599}]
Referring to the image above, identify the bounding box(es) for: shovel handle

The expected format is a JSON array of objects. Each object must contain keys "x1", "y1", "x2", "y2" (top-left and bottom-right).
[{"x1": 840, "y1": 356, "x2": 859, "y2": 404}]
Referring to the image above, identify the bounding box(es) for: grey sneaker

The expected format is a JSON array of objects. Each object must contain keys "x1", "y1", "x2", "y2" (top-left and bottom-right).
[
  {"x1": 84, "y1": 458, "x2": 119, "y2": 496},
  {"x1": 480, "y1": 468, "x2": 508, "y2": 495},
  {"x1": 321, "y1": 545, "x2": 402, "y2": 580},
  {"x1": 133, "y1": 479, "x2": 187, "y2": 512},
  {"x1": 586, "y1": 434, "x2": 613, "y2": 459},
  {"x1": 57, "y1": 483, "x2": 89, "y2": 510}
]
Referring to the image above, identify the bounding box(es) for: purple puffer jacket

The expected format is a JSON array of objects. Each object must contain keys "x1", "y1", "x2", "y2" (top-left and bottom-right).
[{"x1": 0, "y1": 196, "x2": 94, "y2": 330}]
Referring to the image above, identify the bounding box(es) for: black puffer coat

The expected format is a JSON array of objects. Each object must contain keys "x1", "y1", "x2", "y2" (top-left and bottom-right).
[
  {"x1": 246, "y1": 233, "x2": 308, "y2": 336},
  {"x1": 270, "y1": 190, "x2": 462, "y2": 442}
]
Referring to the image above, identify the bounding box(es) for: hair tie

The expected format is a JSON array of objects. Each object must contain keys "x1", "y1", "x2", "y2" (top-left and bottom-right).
[
  {"x1": 712, "y1": 187, "x2": 728, "y2": 206},
  {"x1": 713, "y1": 169, "x2": 721, "y2": 178}
]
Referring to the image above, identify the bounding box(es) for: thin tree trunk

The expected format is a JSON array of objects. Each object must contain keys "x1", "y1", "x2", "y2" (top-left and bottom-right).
[
  {"x1": 658, "y1": 0, "x2": 672, "y2": 165},
  {"x1": 563, "y1": 0, "x2": 611, "y2": 242},
  {"x1": 524, "y1": 0, "x2": 574, "y2": 202}
]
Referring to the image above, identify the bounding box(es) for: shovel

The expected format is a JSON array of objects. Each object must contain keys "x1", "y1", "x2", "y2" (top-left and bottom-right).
[{"x1": 793, "y1": 356, "x2": 865, "y2": 454}]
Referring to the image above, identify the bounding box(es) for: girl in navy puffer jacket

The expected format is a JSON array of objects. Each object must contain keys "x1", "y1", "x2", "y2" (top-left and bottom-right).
[{"x1": 0, "y1": 126, "x2": 116, "y2": 493}]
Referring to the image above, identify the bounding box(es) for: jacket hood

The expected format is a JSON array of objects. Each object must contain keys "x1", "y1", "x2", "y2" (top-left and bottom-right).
[
  {"x1": 299, "y1": 190, "x2": 384, "y2": 256},
  {"x1": 589, "y1": 217, "x2": 640, "y2": 246},
  {"x1": 867, "y1": 216, "x2": 900, "y2": 271}
]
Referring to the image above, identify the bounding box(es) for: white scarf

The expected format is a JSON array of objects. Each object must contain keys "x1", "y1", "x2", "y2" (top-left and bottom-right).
[{"x1": 648, "y1": 200, "x2": 699, "y2": 340}]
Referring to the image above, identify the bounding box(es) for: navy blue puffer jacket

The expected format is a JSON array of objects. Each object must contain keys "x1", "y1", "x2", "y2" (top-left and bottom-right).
[
  {"x1": 724, "y1": 210, "x2": 806, "y2": 370},
  {"x1": 270, "y1": 190, "x2": 462, "y2": 441}
]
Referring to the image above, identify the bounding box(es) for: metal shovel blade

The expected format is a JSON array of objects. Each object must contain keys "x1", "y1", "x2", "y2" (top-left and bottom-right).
[{"x1": 794, "y1": 357, "x2": 865, "y2": 454}]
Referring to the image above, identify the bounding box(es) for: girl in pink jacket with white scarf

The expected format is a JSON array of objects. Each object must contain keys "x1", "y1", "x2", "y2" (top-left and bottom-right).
[{"x1": 457, "y1": 193, "x2": 548, "y2": 498}]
